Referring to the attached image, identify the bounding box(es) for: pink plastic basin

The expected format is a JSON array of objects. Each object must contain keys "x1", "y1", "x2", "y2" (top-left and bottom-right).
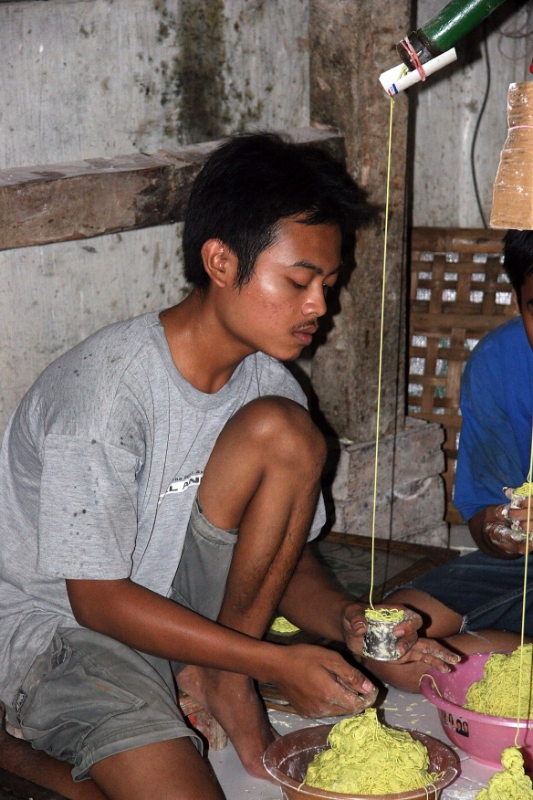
[{"x1": 421, "y1": 652, "x2": 533, "y2": 770}]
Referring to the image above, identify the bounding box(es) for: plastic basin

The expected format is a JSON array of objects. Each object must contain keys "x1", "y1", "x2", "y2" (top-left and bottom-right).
[
  {"x1": 420, "y1": 652, "x2": 533, "y2": 770},
  {"x1": 263, "y1": 723, "x2": 459, "y2": 799}
]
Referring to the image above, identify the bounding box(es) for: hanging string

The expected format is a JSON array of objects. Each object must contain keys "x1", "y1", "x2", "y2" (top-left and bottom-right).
[
  {"x1": 369, "y1": 96, "x2": 395, "y2": 610},
  {"x1": 514, "y1": 419, "x2": 533, "y2": 745}
]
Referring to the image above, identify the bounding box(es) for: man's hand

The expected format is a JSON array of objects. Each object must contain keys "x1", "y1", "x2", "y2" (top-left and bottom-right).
[
  {"x1": 272, "y1": 643, "x2": 378, "y2": 718},
  {"x1": 341, "y1": 602, "x2": 459, "y2": 672},
  {"x1": 485, "y1": 489, "x2": 533, "y2": 556}
]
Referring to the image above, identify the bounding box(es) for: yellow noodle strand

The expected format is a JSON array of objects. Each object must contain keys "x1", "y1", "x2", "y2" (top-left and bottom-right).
[
  {"x1": 516, "y1": 424, "x2": 533, "y2": 743},
  {"x1": 369, "y1": 96, "x2": 395, "y2": 610},
  {"x1": 475, "y1": 747, "x2": 533, "y2": 799},
  {"x1": 473, "y1": 406, "x2": 533, "y2": 800},
  {"x1": 365, "y1": 607, "x2": 404, "y2": 623}
]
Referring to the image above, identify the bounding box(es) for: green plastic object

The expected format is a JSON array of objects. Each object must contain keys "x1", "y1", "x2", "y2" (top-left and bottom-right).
[{"x1": 420, "y1": 0, "x2": 506, "y2": 54}]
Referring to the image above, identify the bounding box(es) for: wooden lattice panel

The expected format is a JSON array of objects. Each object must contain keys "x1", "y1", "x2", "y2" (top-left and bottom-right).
[{"x1": 408, "y1": 228, "x2": 517, "y2": 524}]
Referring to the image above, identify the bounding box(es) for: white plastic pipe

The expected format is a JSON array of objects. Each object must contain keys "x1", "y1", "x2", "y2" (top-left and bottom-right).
[{"x1": 379, "y1": 47, "x2": 457, "y2": 96}]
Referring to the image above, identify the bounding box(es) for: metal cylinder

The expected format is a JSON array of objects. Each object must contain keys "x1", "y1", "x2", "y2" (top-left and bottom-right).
[{"x1": 397, "y1": 0, "x2": 506, "y2": 69}]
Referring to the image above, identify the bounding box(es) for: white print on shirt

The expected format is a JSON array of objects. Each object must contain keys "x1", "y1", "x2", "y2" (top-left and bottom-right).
[{"x1": 159, "y1": 471, "x2": 204, "y2": 501}]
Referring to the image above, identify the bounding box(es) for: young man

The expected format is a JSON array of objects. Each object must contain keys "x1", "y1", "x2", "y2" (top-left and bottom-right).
[
  {"x1": 369, "y1": 229, "x2": 533, "y2": 693},
  {"x1": 0, "y1": 134, "x2": 455, "y2": 800}
]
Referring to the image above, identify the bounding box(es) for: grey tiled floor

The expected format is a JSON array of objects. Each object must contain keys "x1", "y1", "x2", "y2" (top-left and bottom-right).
[{"x1": 310, "y1": 539, "x2": 422, "y2": 598}]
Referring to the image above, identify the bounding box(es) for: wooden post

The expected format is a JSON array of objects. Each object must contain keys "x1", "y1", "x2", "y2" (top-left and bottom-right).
[{"x1": 309, "y1": 0, "x2": 411, "y2": 443}]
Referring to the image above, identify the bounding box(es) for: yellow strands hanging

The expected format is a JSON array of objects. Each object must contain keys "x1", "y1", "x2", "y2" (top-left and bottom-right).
[
  {"x1": 472, "y1": 423, "x2": 533, "y2": 798},
  {"x1": 368, "y1": 96, "x2": 395, "y2": 611},
  {"x1": 475, "y1": 747, "x2": 533, "y2": 800},
  {"x1": 516, "y1": 422, "x2": 533, "y2": 742}
]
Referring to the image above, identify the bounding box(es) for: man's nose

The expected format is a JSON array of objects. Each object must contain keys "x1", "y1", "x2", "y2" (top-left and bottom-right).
[{"x1": 303, "y1": 285, "x2": 327, "y2": 318}]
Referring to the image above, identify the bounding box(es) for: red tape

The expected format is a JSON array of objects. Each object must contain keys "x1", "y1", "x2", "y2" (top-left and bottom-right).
[{"x1": 399, "y1": 38, "x2": 426, "y2": 82}]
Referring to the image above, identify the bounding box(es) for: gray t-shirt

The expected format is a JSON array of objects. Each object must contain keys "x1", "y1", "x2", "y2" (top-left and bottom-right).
[{"x1": 0, "y1": 312, "x2": 325, "y2": 706}]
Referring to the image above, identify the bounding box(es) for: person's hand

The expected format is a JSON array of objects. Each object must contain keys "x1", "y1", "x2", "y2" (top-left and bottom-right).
[
  {"x1": 341, "y1": 602, "x2": 459, "y2": 671},
  {"x1": 272, "y1": 643, "x2": 378, "y2": 718},
  {"x1": 486, "y1": 489, "x2": 533, "y2": 556}
]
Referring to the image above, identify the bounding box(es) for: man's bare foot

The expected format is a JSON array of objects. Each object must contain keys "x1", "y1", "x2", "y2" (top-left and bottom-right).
[{"x1": 177, "y1": 665, "x2": 275, "y2": 780}]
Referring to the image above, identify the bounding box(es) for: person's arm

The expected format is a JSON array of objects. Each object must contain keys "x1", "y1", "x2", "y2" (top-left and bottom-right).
[
  {"x1": 453, "y1": 325, "x2": 528, "y2": 539},
  {"x1": 68, "y1": 577, "x2": 277, "y2": 675},
  {"x1": 66, "y1": 577, "x2": 377, "y2": 717},
  {"x1": 277, "y1": 545, "x2": 458, "y2": 671}
]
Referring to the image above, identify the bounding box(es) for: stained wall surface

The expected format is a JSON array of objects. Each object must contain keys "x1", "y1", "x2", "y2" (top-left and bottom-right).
[
  {"x1": 0, "y1": 0, "x2": 309, "y2": 433},
  {"x1": 2, "y1": 0, "x2": 529, "y2": 445}
]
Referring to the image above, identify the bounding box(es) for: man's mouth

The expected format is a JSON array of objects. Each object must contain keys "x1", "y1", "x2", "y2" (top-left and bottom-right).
[{"x1": 292, "y1": 325, "x2": 318, "y2": 346}]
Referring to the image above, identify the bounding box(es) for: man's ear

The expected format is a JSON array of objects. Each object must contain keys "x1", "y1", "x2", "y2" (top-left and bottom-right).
[
  {"x1": 201, "y1": 239, "x2": 238, "y2": 289},
  {"x1": 512, "y1": 288, "x2": 521, "y2": 316}
]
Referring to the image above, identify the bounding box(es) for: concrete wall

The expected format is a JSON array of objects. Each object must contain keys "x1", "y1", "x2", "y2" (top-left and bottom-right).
[
  {"x1": 413, "y1": 0, "x2": 532, "y2": 227},
  {"x1": 1, "y1": 0, "x2": 309, "y2": 167},
  {"x1": 0, "y1": 0, "x2": 310, "y2": 433},
  {"x1": 332, "y1": 419, "x2": 448, "y2": 545}
]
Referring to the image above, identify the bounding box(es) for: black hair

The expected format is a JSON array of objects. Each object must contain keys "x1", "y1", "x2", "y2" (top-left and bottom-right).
[
  {"x1": 182, "y1": 132, "x2": 363, "y2": 291},
  {"x1": 503, "y1": 229, "x2": 533, "y2": 305}
]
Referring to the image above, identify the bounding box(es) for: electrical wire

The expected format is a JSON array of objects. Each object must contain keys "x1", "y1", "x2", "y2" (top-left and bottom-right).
[
  {"x1": 470, "y1": 22, "x2": 491, "y2": 229},
  {"x1": 497, "y1": 0, "x2": 533, "y2": 39}
]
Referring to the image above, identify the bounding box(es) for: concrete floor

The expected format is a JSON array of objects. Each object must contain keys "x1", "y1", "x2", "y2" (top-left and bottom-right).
[{"x1": 209, "y1": 687, "x2": 499, "y2": 799}]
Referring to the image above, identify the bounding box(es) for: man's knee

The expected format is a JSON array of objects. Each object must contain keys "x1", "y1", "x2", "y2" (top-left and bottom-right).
[{"x1": 230, "y1": 396, "x2": 327, "y2": 473}]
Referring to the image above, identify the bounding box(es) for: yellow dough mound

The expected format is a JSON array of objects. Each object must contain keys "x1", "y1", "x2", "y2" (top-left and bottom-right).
[
  {"x1": 365, "y1": 608, "x2": 405, "y2": 623},
  {"x1": 465, "y1": 645, "x2": 533, "y2": 718},
  {"x1": 475, "y1": 747, "x2": 533, "y2": 799},
  {"x1": 269, "y1": 616, "x2": 300, "y2": 634},
  {"x1": 304, "y1": 708, "x2": 439, "y2": 795},
  {"x1": 512, "y1": 481, "x2": 533, "y2": 497}
]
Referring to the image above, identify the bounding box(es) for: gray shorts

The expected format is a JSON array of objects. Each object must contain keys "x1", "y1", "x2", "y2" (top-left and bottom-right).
[{"x1": 5, "y1": 495, "x2": 237, "y2": 781}]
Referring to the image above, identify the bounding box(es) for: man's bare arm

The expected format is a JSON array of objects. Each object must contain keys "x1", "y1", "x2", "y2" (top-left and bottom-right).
[
  {"x1": 277, "y1": 545, "x2": 458, "y2": 672},
  {"x1": 67, "y1": 577, "x2": 276, "y2": 676},
  {"x1": 66, "y1": 577, "x2": 376, "y2": 717}
]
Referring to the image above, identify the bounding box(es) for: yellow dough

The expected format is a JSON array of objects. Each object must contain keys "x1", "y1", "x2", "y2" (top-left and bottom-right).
[
  {"x1": 304, "y1": 708, "x2": 438, "y2": 795},
  {"x1": 475, "y1": 747, "x2": 533, "y2": 799},
  {"x1": 365, "y1": 608, "x2": 405, "y2": 623},
  {"x1": 465, "y1": 645, "x2": 533, "y2": 718},
  {"x1": 269, "y1": 616, "x2": 300, "y2": 634}
]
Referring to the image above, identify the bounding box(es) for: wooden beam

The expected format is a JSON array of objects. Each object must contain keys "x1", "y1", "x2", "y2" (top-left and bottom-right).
[
  {"x1": 0, "y1": 128, "x2": 344, "y2": 252},
  {"x1": 412, "y1": 227, "x2": 504, "y2": 253}
]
